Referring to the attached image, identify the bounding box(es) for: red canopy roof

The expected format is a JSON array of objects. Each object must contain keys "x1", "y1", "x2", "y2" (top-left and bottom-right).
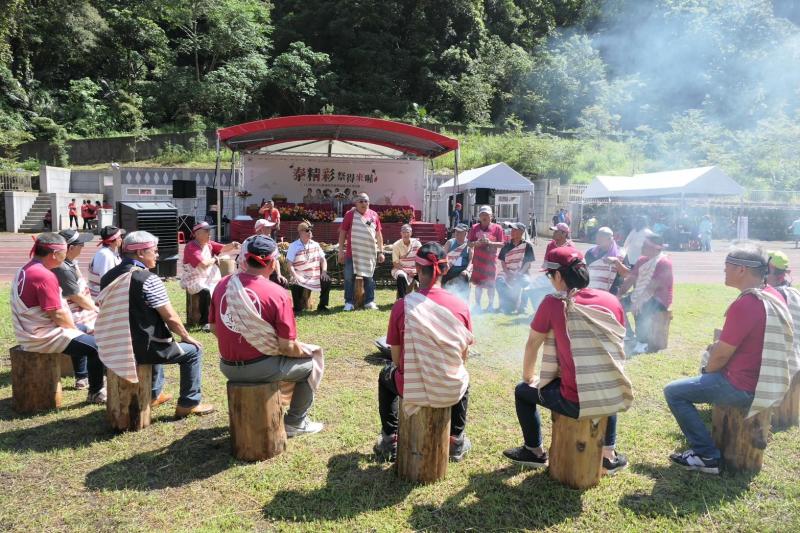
[{"x1": 217, "y1": 115, "x2": 458, "y2": 158}]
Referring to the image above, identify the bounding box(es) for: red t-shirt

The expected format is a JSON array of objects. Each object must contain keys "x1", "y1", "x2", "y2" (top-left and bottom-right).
[
  {"x1": 68, "y1": 203, "x2": 77, "y2": 216},
  {"x1": 340, "y1": 208, "x2": 382, "y2": 259},
  {"x1": 631, "y1": 255, "x2": 674, "y2": 308},
  {"x1": 386, "y1": 287, "x2": 472, "y2": 394},
  {"x1": 80, "y1": 204, "x2": 89, "y2": 218},
  {"x1": 719, "y1": 285, "x2": 785, "y2": 393},
  {"x1": 183, "y1": 240, "x2": 224, "y2": 268},
  {"x1": 210, "y1": 273, "x2": 297, "y2": 362},
  {"x1": 467, "y1": 223, "x2": 505, "y2": 246},
  {"x1": 545, "y1": 239, "x2": 574, "y2": 255},
  {"x1": 17, "y1": 260, "x2": 63, "y2": 311},
  {"x1": 261, "y1": 207, "x2": 280, "y2": 223},
  {"x1": 531, "y1": 288, "x2": 625, "y2": 403}
]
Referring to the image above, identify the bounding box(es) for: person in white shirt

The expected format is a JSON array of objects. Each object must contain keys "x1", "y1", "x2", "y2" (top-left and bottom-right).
[
  {"x1": 286, "y1": 221, "x2": 331, "y2": 313},
  {"x1": 624, "y1": 216, "x2": 649, "y2": 265},
  {"x1": 87, "y1": 225, "x2": 123, "y2": 298}
]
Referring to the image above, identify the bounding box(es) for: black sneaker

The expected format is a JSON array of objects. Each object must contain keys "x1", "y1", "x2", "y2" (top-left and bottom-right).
[
  {"x1": 603, "y1": 452, "x2": 629, "y2": 474},
  {"x1": 449, "y1": 434, "x2": 472, "y2": 462},
  {"x1": 502, "y1": 446, "x2": 548, "y2": 468},
  {"x1": 373, "y1": 432, "x2": 397, "y2": 463},
  {"x1": 669, "y1": 449, "x2": 720, "y2": 475}
]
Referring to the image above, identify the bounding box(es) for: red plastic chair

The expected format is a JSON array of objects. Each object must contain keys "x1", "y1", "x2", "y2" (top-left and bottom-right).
[{"x1": 177, "y1": 231, "x2": 185, "y2": 244}]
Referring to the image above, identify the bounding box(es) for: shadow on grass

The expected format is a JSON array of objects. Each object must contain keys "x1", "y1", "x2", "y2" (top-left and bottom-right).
[
  {"x1": 363, "y1": 351, "x2": 391, "y2": 367},
  {"x1": 85, "y1": 427, "x2": 230, "y2": 491},
  {"x1": 619, "y1": 462, "x2": 756, "y2": 518},
  {"x1": 262, "y1": 452, "x2": 413, "y2": 522},
  {"x1": 0, "y1": 370, "x2": 11, "y2": 388},
  {"x1": 407, "y1": 466, "x2": 582, "y2": 531},
  {"x1": 0, "y1": 408, "x2": 112, "y2": 451}
]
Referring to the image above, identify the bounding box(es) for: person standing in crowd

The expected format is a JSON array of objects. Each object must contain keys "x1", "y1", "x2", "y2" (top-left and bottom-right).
[
  {"x1": 84, "y1": 200, "x2": 97, "y2": 230},
  {"x1": 12, "y1": 233, "x2": 106, "y2": 403},
  {"x1": 585, "y1": 227, "x2": 624, "y2": 293},
  {"x1": 616, "y1": 232, "x2": 674, "y2": 355},
  {"x1": 767, "y1": 250, "x2": 793, "y2": 299},
  {"x1": 211, "y1": 235, "x2": 324, "y2": 437},
  {"x1": 99, "y1": 231, "x2": 212, "y2": 417},
  {"x1": 496, "y1": 222, "x2": 536, "y2": 314},
  {"x1": 373, "y1": 242, "x2": 474, "y2": 463},
  {"x1": 181, "y1": 221, "x2": 240, "y2": 332},
  {"x1": 451, "y1": 202, "x2": 463, "y2": 229},
  {"x1": 87, "y1": 225, "x2": 123, "y2": 299},
  {"x1": 698, "y1": 215, "x2": 713, "y2": 252},
  {"x1": 789, "y1": 216, "x2": 800, "y2": 249},
  {"x1": 259, "y1": 199, "x2": 281, "y2": 237},
  {"x1": 664, "y1": 243, "x2": 794, "y2": 474},
  {"x1": 468, "y1": 205, "x2": 505, "y2": 312},
  {"x1": 68, "y1": 198, "x2": 78, "y2": 229},
  {"x1": 338, "y1": 193, "x2": 385, "y2": 311},
  {"x1": 624, "y1": 216, "x2": 649, "y2": 264},
  {"x1": 80, "y1": 200, "x2": 90, "y2": 230},
  {"x1": 545, "y1": 222, "x2": 573, "y2": 255},
  {"x1": 584, "y1": 215, "x2": 598, "y2": 241},
  {"x1": 391, "y1": 224, "x2": 422, "y2": 300},
  {"x1": 287, "y1": 221, "x2": 331, "y2": 313},
  {"x1": 443, "y1": 223, "x2": 472, "y2": 294},
  {"x1": 93, "y1": 201, "x2": 103, "y2": 229},
  {"x1": 502, "y1": 246, "x2": 630, "y2": 472}
]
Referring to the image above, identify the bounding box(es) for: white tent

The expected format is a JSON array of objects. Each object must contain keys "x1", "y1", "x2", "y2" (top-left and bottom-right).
[
  {"x1": 583, "y1": 166, "x2": 744, "y2": 199},
  {"x1": 438, "y1": 162, "x2": 534, "y2": 194}
]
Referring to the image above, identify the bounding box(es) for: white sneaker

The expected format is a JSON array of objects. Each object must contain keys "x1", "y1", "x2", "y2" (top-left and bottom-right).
[
  {"x1": 87, "y1": 387, "x2": 107, "y2": 404},
  {"x1": 364, "y1": 302, "x2": 378, "y2": 310},
  {"x1": 202, "y1": 323, "x2": 211, "y2": 333},
  {"x1": 343, "y1": 303, "x2": 355, "y2": 311},
  {"x1": 285, "y1": 419, "x2": 324, "y2": 438},
  {"x1": 633, "y1": 342, "x2": 649, "y2": 354}
]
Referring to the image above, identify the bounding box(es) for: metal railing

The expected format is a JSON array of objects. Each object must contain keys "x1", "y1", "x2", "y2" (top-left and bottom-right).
[{"x1": 0, "y1": 171, "x2": 35, "y2": 191}]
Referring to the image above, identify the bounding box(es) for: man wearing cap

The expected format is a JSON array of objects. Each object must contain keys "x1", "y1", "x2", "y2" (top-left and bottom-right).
[
  {"x1": 624, "y1": 216, "x2": 649, "y2": 264},
  {"x1": 287, "y1": 221, "x2": 331, "y2": 313},
  {"x1": 373, "y1": 242, "x2": 474, "y2": 463},
  {"x1": 443, "y1": 223, "x2": 472, "y2": 294},
  {"x1": 391, "y1": 224, "x2": 422, "y2": 300},
  {"x1": 338, "y1": 193, "x2": 385, "y2": 311},
  {"x1": 210, "y1": 235, "x2": 325, "y2": 437},
  {"x1": 258, "y1": 199, "x2": 281, "y2": 237},
  {"x1": 496, "y1": 222, "x2": 536, "y2": 314},
  {"x1": 468, "y1": 205, "x2": 505, "y2": 312},
  {"x1": 12, "y1": 233, "x2": 106, "y2": 403},
  {"x1": 767, "y1": 250, "x2": 792, "y2": 299},
  {"x1": 87, "y1": 225, "x2": 123, "y2": 299},
  {"x1": 99, "y1": 231, "x2": 212, "y2": 417},
  {"x1": 181, "y1": 221, "x2": 240, "y2": 331},
  {"x1": 502, "y1": 246, "x2": 630, "y2": 471},
  {"x1": 585, "y1": 227, "x2": 624, "y2": 293},
  {"x1": 545, "y1": 222, "x2": 573, "y2": 255},
  {"x1": 451, "y1": 202, "x2": 463, "y2": 229},
  {"x1": 664, "y1": 243, "x2": 794, "y2": 474},
  {"x1": 617, "y1": 231, "x2": 673, "y2": 354}
]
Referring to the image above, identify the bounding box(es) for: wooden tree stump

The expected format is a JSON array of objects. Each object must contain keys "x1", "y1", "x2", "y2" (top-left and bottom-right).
[
  {"x1": 218, "y1": 258, "x2": 236, "y2": 276},
  {"x1": 548, "y1": 413, "x2": 607, "y2": 489},
  {"x1": 773, "y1": 374, "x2": 800, "y2": 429},
  {"x1": 10, "y1": 346, "x2": 62, "y2": 414},
  {"x1": 279, "y1": 381, "x2": 296, "y2": 409},
  {"x1": 60, "y1": 353, "x2": 74, "y2": 378},
  {"x1": 186, "y1": 291, "x2": 202, "y2": 327},
  {"x1": 712, "y1": 405, "x2": 770, "y2": 472},
  {"x1": 107, "y1": 365, "x2": 153, "y2": 432},
  {"x1": 396, "y1": 402, "x2": 450, "y2": 484},
  {"x1": 227, "y1": 382, "x2": 287, "y2": 461},
  {"x1": 647, "y1": 309, "x2": 672, "y2": 352},
  {"x1": 354, "y1": 276, "x2": 365, "y2": 308}
]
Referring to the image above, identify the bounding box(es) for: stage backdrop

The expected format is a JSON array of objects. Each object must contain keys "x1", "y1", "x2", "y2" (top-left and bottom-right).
[{"x1": 241, "y1": 154, "x2": 425, "y2": 207}]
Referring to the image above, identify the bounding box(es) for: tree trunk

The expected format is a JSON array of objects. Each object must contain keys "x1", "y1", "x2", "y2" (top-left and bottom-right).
[
  {"x1": 355, "y1": 276, "x2": 365, "y2": 308},
  {"x1": 107, "y1": 365, "x2": 153, "y2": 432},
  {"x1": 186, "y1": 291, "x2": 202, "y2": 327},
  {"x1": 647, "y1": 309, "x2": 672, "y2": 352},
  {"x1": 548, "y1": 413, "x2": 607, "y2": 489},
  {"x1": 60, "y1": 353, "x2": 73, "y2": 378},
  {"x1": 218, "y1": 258, "x2": 236, "y2": 276},
  {"x1": 396, "y1": 402, "x2": 450, "y2": 484},
  {"x1": 772, "y1": 373, "x2": 800, "y2": 430},
  {"x1": 227, "y1": 381, "x2": 287, "y2": 461},
  {"x1": 10, "y1": 346, "x2": 62, "y2": 414},
  {"x1": 712, "y1": 405, "x2": 770, "y2": 472},
  {"x1": 279, "y1": 381, "x2": 295, "y2": 409}
]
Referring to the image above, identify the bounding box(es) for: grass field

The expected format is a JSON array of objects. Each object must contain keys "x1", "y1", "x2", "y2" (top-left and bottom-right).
[{"x1": 0, "y1": 282, "x2": 798, "y2": 532}]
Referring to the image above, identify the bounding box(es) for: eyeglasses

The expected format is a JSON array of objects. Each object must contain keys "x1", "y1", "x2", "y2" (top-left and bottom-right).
[
  {"x1": 356, "y1": 200, "x2": 369, "y2": 204},
  {"x1": 300, "y1": 229, "x2": 312, "y2": 233}
]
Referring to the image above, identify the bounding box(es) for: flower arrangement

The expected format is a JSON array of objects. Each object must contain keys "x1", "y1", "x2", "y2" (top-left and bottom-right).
[
  {"x1": 278, "y1": 205, "x2": 336, "y2": 222},
  {"x1": 379, "y1": 207, "x2": 414, "y2": 223}
]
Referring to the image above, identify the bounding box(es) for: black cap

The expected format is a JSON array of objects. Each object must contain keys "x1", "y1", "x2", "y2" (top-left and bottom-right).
[
  {"x1": 100, "y1": 225, "x2": 124, "y2": 240},
  {"x1": 246, "y1": 235, "x2": 277, "y2": 257},
  {"x1": 454, "y1": 223, "x2": 469, "y2": 232},
  {"x1": 58, "y1": 229, "x2": 93, "y2": 246},
  {"x1": 509, "y1": 222, "x2": 527, "y2": 231}
]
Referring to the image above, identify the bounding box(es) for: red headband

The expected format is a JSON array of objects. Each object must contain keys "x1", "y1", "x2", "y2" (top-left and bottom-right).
[
  {"x1": 415, "y1": 253, "x2": 448, "y2": 284},
  {"x1": 99, "y1": 229, "x2": 121, "y2": 246},
  {"x1": 124, "y1": 241, "x2": 156, "y2": 252},
  {"x1": 30, "y1": 240, "x2": 67, "y2": 257},
  {"x1": 245, "y1": 252, "x2": 274, "y2": 268}
]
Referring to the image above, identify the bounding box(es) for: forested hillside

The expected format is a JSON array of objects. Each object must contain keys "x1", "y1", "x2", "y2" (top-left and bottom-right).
[{"x1": 1, "y1": 0, "x2": 799, "y2": 188}]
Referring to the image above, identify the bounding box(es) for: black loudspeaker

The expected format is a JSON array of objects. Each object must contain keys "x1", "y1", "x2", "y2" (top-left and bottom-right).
[
  {"x1": 206, "y1": 187, "x2": 223, "y2": 217},
  {"x1": 173, "y1": 179, "x2": 197, "y2": 199},
  {"x1": 474, "y1": 188, "x2": 491, "y2": 204}
]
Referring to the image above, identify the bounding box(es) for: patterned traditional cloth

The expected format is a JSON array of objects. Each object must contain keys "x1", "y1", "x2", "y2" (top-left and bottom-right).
[
  {"x1": 67, "y1": 263, "x2": 97, "y2": 331},
  {"x1": 783, "y1": 286, "x2": 800, "y2": 381},
  {"x1": 497, "y1": 242, "x2": 529, "y2": 281},
  {"x1": 737, "y1": 288, "x2": 796, "y2": 418},
  {"x1": 630, "y1": 252, "x2": 666, "y2": 313},
  {"x1": 401, "y1": 291, "x2": 474, "y2": 416},
  {"x1": 290, "y1": 240, "x2": 324, "y2": 292},
  {"x1": 180, "y1": 242, "x2": 221, "y2": 295},
  {"x1": 225, "y1": 273, "x2": 324, "y2": 391},
  {"x1": 471, "y1": 240, "x2": 500, "y2": 286},
  {"x1": 586, "y1": 246, "x2": 621, "y2": 292},
  {"x1": 349, "y1": 210, "x2": 378, "y2": 277},
  {"x1": 95, "y1": 269, "x2": 140, "y2": 382},
  {"x1": 391, "y1": 238, "x2": 421, "y2": 279},
  {"x1": 11, "y1": 267, "x2": 81, "y2": 353},
  {"x1": 538, "y1": 293, "x2": 633, "y2": 418}
]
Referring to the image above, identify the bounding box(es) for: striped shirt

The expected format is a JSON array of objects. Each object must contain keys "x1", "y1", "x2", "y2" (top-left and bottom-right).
[{"x1": 142, "y1": 275, "x2": 170, "y2": 308}]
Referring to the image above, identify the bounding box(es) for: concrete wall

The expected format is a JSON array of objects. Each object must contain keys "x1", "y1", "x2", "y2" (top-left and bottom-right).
[
  {"x1": 5, "y1": 191, "x2": 39, "y2": 232},
  {"x1": 70, "y1": 170, "x2": 109, "y2": 194},
  {"x1": 40, "y1": 165, "x2": 71, "y2": 193}
]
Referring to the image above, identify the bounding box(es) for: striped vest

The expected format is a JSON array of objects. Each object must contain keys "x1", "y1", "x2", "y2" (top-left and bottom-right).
[
  {"x1": 392, "y1": 238, "x2": 421, "y2": 279},
  {"x1": 291, "y1": 240, "x2": 324, "y2": 292}
]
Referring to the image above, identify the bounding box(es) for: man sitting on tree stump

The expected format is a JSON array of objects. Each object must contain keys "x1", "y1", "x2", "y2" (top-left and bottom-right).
[
  {"x1": 502, "y1": 246, "x2": 631, "y2": 473},
  {"x1": 664, "y1": 243, "x2": 795, "y2": 474},
  {"x1": 495, "y1": 222, "x2": 536, "y2": 314},
  {"x1": 373, "y1": 242, "x2": 475, "y2": 463}
]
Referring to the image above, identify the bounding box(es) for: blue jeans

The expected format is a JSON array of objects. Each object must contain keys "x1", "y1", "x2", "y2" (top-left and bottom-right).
[
  {"x1": 343, "y1": 257, "x2": 375, "y2": 306},
  {"x1": 63, "y1": 334, "x2": 104, "y2": 394},
  {"x1": 663, "y1": 372, "x2": 753, "y2": 459},
  {"x1": 514, "y1": 379, "x2": 617, "y2": 448},
  {"x1": 138, "y1": 343, "x2": 203, "y2": 408}
]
